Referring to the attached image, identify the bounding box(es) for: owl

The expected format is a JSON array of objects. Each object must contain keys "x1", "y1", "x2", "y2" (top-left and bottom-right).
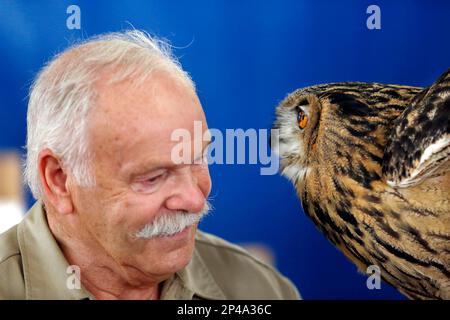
[{"x1": 273, "y1": 68, "x2": 450, "y2": 299}]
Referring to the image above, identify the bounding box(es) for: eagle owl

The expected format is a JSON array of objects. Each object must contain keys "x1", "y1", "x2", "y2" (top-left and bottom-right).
[{"x1": 273, "y1": 69, "x2": 450, "y2": 299}]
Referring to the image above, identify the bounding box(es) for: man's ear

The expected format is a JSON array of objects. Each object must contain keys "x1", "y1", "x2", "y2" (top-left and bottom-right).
[{"x1": 38, "y1": 149, "x2": 74, "y2": 214}]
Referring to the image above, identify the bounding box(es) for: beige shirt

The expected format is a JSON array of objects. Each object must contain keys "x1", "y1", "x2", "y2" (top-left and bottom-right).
[{"x1": 0, "y1": 202, "x2": 300, "y2": 300}]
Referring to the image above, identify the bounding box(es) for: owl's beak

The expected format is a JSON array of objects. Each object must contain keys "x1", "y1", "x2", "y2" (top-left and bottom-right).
[{"x1": 268, "y1": 131, "x2": 273, "y2": 150}]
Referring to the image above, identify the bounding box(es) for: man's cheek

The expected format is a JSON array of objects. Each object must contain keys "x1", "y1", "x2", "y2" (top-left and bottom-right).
[{"x1": 120, "y1": 203, "x2": 158, "y2": 233}]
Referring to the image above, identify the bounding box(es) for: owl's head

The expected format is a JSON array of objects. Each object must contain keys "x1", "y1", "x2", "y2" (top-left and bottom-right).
[
  {"x1": 272, "y1": 82, "x2": 418, "y2": 186},
  {"x1": 272, "y1": 82, "x2": 395, "y2": 185},
  {"x1": 272, "y1": 87, "x2": 326, "y2": 183}
]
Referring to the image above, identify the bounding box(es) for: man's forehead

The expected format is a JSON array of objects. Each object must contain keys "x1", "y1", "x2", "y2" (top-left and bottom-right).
[
  {"x1": 86, "y1": 71, "x2": 207, "y2": 173},
  {"x1": 90, "y1": 71, "x2": 202, "y2": 132},
  {"x1": 93, "y1": 71, "x2": 198, "y2": 117}
]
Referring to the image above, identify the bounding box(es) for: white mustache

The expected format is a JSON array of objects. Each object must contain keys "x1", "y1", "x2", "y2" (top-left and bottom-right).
[{"x1": 134, "y1": 202, "x2": 211, "y2": 239}]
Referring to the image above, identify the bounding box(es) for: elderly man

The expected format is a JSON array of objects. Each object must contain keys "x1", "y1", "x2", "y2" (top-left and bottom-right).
[{"x1": 0, "y1": 30, "x2": 299, "y2": 300}]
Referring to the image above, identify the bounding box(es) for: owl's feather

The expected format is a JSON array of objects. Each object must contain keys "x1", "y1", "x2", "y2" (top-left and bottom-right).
[
  {"x1": 274, "y1": 69, "x2": 450, "y2": 300},
  {"x1": 383, "y1": 69, "x2": 450, "y2": 188}
]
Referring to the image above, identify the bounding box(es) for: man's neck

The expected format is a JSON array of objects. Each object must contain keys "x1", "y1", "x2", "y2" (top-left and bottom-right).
[
  {"x1": 80, "y1": 271, "x2": 162, "y2": 300},
  {"x1": 45, "y1": 209, "x2": 162, "y2": 300}
]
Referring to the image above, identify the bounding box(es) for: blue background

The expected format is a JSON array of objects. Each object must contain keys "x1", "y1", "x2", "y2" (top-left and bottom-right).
[{"x1": 1, "y1": 0, "x2": 449, "y2": 299}]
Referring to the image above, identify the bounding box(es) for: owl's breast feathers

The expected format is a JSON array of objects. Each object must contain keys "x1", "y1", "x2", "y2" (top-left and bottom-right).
[{"x1": 296, "y1": 72, "x2": 450, "y2": 299}]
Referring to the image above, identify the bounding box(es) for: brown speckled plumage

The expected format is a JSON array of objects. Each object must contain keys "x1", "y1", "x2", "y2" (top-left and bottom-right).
[{"x1": 273, "y1": 69, "x2": 450, "y2": 299}]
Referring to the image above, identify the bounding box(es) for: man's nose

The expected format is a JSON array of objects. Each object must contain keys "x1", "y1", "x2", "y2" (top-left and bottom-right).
[{"x1": 165, "y1": 174, "x2": 206, "y2": 213}]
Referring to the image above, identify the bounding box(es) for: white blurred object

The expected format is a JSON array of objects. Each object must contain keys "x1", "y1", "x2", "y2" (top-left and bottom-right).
[
  {"x1": 0, "y1": 200, "x2": 24, "y2": 234},
  {"x1": 240, "y1": 243, "x2": 276, "y2": 266},
  {"x1": 0, "y1": 152, "x2": 25, "y2": 234}
]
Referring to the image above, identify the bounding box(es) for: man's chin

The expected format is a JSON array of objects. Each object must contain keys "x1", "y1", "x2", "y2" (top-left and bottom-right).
[{"x1": 138, "y1": 224, "x2": 197, "y2": 265}]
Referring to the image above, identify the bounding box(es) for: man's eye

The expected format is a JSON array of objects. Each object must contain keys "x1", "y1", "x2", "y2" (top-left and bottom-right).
[
  {"x1": 142, "y1": 171, "x2": 168, "y2": 185},
  {"x1": 131, "y1": 171, "x2": 167, "y2": 193},
  {"x1": 146, "y1": 175, "x2": 163, "y2": 183}
]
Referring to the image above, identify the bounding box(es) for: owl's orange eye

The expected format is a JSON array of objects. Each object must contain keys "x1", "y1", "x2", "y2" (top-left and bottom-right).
[{"x1": 297, "y1": 108, "x2": 308, "y2": 129}]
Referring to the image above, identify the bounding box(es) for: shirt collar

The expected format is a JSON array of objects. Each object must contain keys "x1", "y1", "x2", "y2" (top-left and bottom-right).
[
  {"x1": 17, "y1": 201, "x2": 91, "y2": 299},
  {"x1": 17, "y1": 201, "x2": 225, "y2": 300},
  {"x1": 165, "y1": 245, "x2": 226, "y2": 300}
]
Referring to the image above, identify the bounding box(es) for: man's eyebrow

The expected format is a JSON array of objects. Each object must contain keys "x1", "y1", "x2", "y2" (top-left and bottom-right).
[{"x1": 130, "y1": 161, "x2": 175, "y2": 177}]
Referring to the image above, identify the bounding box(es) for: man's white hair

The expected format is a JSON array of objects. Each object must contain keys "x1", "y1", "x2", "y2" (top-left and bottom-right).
[{"x1": 25, "y1": 30, "x2": 195, "y2": 199}]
